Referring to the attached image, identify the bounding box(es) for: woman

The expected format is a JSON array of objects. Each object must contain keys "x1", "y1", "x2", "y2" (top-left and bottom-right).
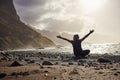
[{"x1": 57, "y1": 30, "x2": 94, "y2": 59}]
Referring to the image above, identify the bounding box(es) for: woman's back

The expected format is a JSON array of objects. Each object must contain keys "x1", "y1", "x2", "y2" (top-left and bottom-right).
[{"x1": 71, "y1": 40, "x2": 82, "y2": 56}]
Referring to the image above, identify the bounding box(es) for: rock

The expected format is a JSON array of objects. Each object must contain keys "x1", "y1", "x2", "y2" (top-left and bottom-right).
[
  {"x1": 40, "y1": 57, "x2": 44, "y2": 60},
  {"x1": 25, "y1": 59, "x2": 31, "y2": 61},
  {"x1": 114, "y1": 73, "x2": 118, "y2": 76},
  {"x1": 19, "y1": 72, "x2": 30, "y2": 76},
  {"x1": 69, "y1": 69, "x2": 79, "y2": 75},
  {"x1": 0, "y1": 73, "x2": 7, "y2": 78},
  {"x1": 78, "y1": 59, "x2": 87, "y2": 63},
  {"x1": 68, "y1": 62, "x2": 74, "y2": 65},
  {"x1": 97, "y1": 58, "x2": 111, "y2": 63},
  {"x1": 40, "y1": 65, "x2": 44, "y2": 69},
  {"x1": 10, "y1": 61, "x2": 22, "y2": 67},
  {"x1": 116, "y1": 71, "x2": 120, "y2": 74},
  {"x1": 0, "y1": 57, "x2": 7, "y2": 61},
  {"x1": 44, "y1": 73, "x2": 48, "y2": 76},
  {"x1": 44, "y1": 70, "x2": 49, "y2": 73},
  {"x1": 110, "y1": 68, "x2": 117, "y2": 71},
  {"x1": 77, "y1": 62, "x2": 85, "y2": 66},
  {"x1": 54, "y1": 77, "x2": 57, "y2": 79},
  {"x1": 94, "y1": 67, "x2": 100, "y2": 70},
  {"x1": 98, "y1": 71, "x2": 104, "y2": 74},
  {"x1": 11, "y1": 72, "x2": 17, "y2": 76},
  {"x1": 113, "y1": 71, "x2": 120, "y2": 76},
  {"x1": 54, "y1": 62, "x2": 59, "y2": 65},
  {"x1": 36, "y1": 63, "x2": 44, "y2": 69},
  {"x1": 11, "y1": 72, "x2": 30, "y2": 76},
  {"x1": 29, "y1": 60, "x2": 35, "y2": 63},
  {"x1": 42, "y1": 61, "x2": 53, "y2": 65}
]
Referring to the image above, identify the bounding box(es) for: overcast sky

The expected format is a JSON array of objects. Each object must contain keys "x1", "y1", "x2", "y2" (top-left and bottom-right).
[{"x1": 13, "y1": 0, "x2": 120, "y2": 43}]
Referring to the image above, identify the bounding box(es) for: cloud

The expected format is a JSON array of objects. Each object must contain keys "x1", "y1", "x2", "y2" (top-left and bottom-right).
[
  {"x1": 40, "y1": 18, "x2": 84, "y2": 32},
  {"x1": 13, "y1": 0, "x2": 85, "y2": 32}
]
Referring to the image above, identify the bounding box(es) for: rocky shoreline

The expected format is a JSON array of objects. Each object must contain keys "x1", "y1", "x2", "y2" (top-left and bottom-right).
[{"x1": 0, "y1": 50, "x2": 120, "y2": 80}]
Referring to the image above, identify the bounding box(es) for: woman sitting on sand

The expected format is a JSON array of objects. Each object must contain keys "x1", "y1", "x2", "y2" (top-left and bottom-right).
[{"x1": 57, "y1": 30, "x2": 94, "y2": 59}]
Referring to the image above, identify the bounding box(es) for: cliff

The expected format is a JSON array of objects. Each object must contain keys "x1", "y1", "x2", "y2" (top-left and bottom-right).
[{"x1": 0, "y1": 0, "x2": 55, "y2": 50}]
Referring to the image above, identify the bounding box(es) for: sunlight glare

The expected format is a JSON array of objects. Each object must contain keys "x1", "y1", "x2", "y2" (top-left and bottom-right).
[{"x1": 81, "y1": 0, "x2": 106, "y2": 12}]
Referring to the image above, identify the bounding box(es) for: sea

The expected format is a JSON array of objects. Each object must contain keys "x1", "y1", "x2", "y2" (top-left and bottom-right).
[
  {"x1": 39, "y1": 43, "x2": 120, "y2": 55},
  {"x1": 2, "y1": 43, "x2": 120, "y2": 55}
]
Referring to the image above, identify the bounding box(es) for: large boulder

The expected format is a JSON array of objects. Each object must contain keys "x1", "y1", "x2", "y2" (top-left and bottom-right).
[
  {"x1": 0, "y1": 73, "x2": 7, "y2": 78},
  {"x1": 97, "y1": 58, "x2": 111, "y2": 63},
  {"x1": 10, "y1": 61, "x2": 22, "y2": 67}
]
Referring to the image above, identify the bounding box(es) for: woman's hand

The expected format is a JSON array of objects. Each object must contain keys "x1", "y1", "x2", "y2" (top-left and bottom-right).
[
  {"x1": 90, "y1": 29, "x2": 94, "y2": 33},
  {"x1": 56, "y1": 35, "x2": 62, "y2": 38}
]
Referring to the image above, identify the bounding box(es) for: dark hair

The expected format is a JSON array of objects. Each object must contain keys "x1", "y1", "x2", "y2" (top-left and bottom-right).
[{"x1": 73, "y1": 34, "x2": 79, "y2": 40}]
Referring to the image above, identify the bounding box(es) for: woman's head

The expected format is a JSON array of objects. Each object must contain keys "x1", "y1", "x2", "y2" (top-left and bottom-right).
[{"x1": 73, "y1": 34, "x2": 79, "y2": 40}]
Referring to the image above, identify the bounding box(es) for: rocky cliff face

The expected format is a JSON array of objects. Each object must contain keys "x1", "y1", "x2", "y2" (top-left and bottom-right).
[
  {"x1": 0, "y1": 0, "x2": 55, "y2": 50},
  {"x1": 0, "y1": 0, "x2": 19, "y2": 20}
]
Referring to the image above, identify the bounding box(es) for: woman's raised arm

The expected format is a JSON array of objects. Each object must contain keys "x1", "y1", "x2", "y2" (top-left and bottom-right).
[{"x1": 57, "y1": 35, "x2": 72, "y2": 43}]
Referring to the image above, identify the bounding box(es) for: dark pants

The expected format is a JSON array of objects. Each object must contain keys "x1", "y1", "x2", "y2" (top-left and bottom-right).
[
  {"x1": 81, "y1": 50, "x2": 90, "y2": 57},
  {"x1": 75, "y1": 50, "x2": 90, "y2": 59}
]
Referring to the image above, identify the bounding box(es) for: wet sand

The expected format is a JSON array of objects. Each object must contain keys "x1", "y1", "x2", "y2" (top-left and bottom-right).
[{"x1": 0, "y1": 50, "x2": 120, "y2": 80}]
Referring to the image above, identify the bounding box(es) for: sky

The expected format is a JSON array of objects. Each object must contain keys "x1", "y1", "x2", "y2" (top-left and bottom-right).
[{"x1": 13, "y1": 0, "x2": 120, "y2": 43}]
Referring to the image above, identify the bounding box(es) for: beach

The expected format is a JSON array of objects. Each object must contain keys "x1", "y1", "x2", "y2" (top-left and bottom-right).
[{"x1": 0, "y1": 46, "x2": 120, "y2": 80}]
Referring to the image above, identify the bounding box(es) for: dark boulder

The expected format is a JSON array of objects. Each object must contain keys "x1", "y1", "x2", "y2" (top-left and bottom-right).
[
  {"x1": 42, "y1": 61, "x2": 53, "y2": 65},
  {"x1": 97, "y1": 58, "x2": 111, "y2": 63},
  {"x1": 68, "y1": 62, "x2": 74, "y2": 65},
  {"x1": 0, "y1": 73, "x2": 7, "y2": 78},
  {"x1": 10, "y1": 61, "x2": 22, "y2": 67}
]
